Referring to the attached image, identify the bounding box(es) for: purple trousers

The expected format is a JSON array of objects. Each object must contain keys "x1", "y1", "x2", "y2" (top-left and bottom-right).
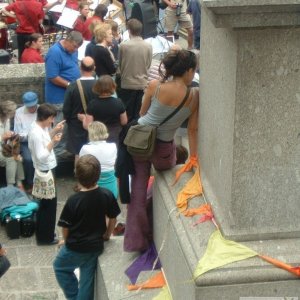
[{"x1": 124, "y1": 140, "x2": 176, "y2": 252}]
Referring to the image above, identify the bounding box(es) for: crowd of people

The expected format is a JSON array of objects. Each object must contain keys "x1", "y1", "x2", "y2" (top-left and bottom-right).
[{"x1": 0, "y1": 0, "x2": 201, "y2": 298}]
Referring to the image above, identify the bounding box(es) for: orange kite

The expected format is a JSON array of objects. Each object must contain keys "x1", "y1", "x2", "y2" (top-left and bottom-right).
[{"x1": 127, "y1": 271, "x2": 166, "y2": 291}]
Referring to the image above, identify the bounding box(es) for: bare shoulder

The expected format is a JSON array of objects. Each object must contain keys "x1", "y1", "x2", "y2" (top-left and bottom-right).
[
  {"x1": 146, "y1": 79, "x2": 160, "y2": 93},
  {"x1": 189, "y1": 87, "x2": 199, "y2": 110}
]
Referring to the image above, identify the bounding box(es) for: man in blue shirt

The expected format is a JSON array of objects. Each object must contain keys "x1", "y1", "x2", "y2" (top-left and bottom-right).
[
  {"x1": 187, "y1": 0, "x2": 201, "y2": 50},
  {"x1": 45, "y1": 31, "x2": 83, "y2": 158},
  {"x1": 45, "y1": 31, "x2": 83, "y2": 105}
]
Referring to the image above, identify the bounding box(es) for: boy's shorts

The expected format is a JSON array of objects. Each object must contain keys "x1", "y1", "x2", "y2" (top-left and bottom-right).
[{"x1": 164, "y1": 8, "x2": 192, "y2": 32}]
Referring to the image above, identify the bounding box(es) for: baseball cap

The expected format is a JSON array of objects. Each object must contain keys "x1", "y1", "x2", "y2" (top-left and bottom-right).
[{"x1": 22, "y1": 91, "x2": 38, "y2": 107}]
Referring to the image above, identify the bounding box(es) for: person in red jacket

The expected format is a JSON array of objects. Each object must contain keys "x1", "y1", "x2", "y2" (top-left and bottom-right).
[
  {"x1": 21, "y1": 33, "x2": 44, "y2": 63},
  {"x1": 82, "y1": 4, "x2": 107, "y2": 41},
  {"x1": 66, "y1": 0, "x2": 79, "y2": 10},
  {"x1": 0, "y1": 0, "x2": 44, "y2": 62},
  {"x1": 73, "y1": 2, "x2": 89, "y2": 34}
]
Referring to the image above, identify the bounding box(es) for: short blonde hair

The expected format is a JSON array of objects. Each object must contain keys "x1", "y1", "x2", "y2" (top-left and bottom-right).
[
  {"x1": 93, "y1": 75, "x2": 116, "y2": 96},
  {"x1": 88, "y1": 121, "x2": 109, "y2": 141},
  {"x1": 0, "y1": 100, "x2": 17, "y2": 121},
  {"x1": 94, "y1": 23, "x2": 112, "y2": 43}
]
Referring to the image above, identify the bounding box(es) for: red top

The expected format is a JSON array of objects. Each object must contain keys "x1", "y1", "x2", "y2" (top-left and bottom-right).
[
  {"x1": 37, "y1": 0, "x2": 48, "y2": 6},
  {"x1": 73, "y1": 16, "x2": 86, "y2": 34},
  {"x1": 66, "y1": 0, "x2": 79, "y2": 10},
  {"x1": 21, "y1": 47, "x2": 44, "y2": 63},
  {"x1": 82, "y1": 16, "x2": 101, "y2": 41},
  {"x1": 5, "y1": 0, "x2": 44, "y2": 34}
]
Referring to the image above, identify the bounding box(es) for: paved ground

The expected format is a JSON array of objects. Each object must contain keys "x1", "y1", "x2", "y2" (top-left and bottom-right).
[
  {"x1": 0, "y1": 166, "x2": 74, "y2": 299},
  {"x1": 0, "y1": 163, "x2": 161, "y2": 300}
]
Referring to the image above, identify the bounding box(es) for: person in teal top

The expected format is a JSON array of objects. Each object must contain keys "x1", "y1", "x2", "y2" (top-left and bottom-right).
[{"x1": 79, "y1": 121, "x2": 118, "y2": 199}]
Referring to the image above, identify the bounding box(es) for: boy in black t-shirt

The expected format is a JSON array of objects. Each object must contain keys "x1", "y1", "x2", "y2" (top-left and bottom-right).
[{"x1": 53, "y1": 154, "x2": 120, "y2": 300}]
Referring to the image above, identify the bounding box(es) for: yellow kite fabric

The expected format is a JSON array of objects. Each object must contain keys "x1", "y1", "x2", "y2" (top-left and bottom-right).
[
  {"x1": 153, "y1": 286, "x2": 172, "y2": 300},
  {"x1": 193, "y1": 230, "x2": 257, "y2": 279},
  {"x1": 176, "y1": 167, "x2": 203, "y2": 212},
  {"x1": 127, "y1": 271, "x2": 166, "y2": 291}
]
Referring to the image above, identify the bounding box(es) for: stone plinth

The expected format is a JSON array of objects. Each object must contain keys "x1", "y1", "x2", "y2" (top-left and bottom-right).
[
  {"x1": 153, "y1": 1, "x2": 300, "y2": 299},
  {"x1": 200, "y1": 0, "x2": 300, "y2": 241},
  {"x1": 0, "y1": 64, "x2": 45, "y2": 105}
]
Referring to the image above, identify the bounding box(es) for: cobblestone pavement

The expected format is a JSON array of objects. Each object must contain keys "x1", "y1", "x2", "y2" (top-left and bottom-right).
[
  {"x1": 0, "y1": 173, "x2": 74, "y2": 300},
  {"x1": 0, "y1": 165, "x2": 156, "y2": 300}
]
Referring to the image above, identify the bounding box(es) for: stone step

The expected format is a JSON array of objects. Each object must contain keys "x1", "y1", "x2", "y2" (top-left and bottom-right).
[
  {"x1": 153, "y1": 167, "x2": 300, "y2": 299},
  {"x1": 95, "y1": 235, "x2": 164, "y2": 300}
]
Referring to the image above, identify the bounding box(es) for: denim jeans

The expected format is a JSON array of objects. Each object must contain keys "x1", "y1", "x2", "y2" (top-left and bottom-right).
[
  {"x1": 20, "y1": 142, "x2": 34, "y2": 186},
  {"x1": 53, "y1": 245, "x2": 102, "y2": 300}
]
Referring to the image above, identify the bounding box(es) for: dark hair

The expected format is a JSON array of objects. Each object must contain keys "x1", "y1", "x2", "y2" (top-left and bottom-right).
[
  {"x1": 127, "y1": 18, "x2": 143, "y2": 36},
  {"x1": 25, "y1": 33, "x2": 42, "y2": 48},
  {"x1": 176, "y1": 145, "x2": 188, "y2": 164},
  {"x1": 81, "y1": 58, "x2": 95, "y2": 72},
  {"x1": 76, "y1": 154, "x2": 100, "y2": 188},
  {"x1": 36, "y1": 103, "x2": 57, "y2": 121},
  {"x1": 94, "y1": 4, "x2": 108, "y2": 19},
  {"x1": 93, "y1": 75, "x2": 116, "y2": 95},
  {"x1": 159, "y1": 50, "x2": 197, "y2": 81}
]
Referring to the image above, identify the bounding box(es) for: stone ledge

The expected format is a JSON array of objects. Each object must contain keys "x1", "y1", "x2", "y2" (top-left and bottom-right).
[
  {"x1": 0, "y1": 63, "x2": 45, "y2": 80},
  {"x1": 0, "y1": 64, "x2": 45, "y2": 103},
  {"x1": 202, "y1": 0, "x2": 300, "y2": 28},
  {"x1": 153, "y1": 168, "x2": 300, "y2": 298},
  {"x1": 95, "y1": 236, "x2": 160, "y2": 300}
]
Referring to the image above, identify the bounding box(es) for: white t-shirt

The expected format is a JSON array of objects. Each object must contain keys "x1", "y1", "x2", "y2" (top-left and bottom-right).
[
  {"x1": 14, "y1": 106, "x2": 37, "y2": 141},
  {"x1": 28, "y1": 122, "x2": 57, "y2": 171},
  {"x1": 79, "y1": 141, "x2": 117, "y2": 172}
]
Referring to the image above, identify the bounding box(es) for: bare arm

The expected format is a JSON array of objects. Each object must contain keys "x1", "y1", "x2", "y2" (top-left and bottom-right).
[
  {"x1": 103, "y1": 218, "x2": 117, "y2": 241},
  {"x1": 120, "y1": 111, "x2": 128, "y2": 126},
  {"x1": 187, "y1": 88, "x2": 199, "y2": 157},
  {"x1": 1, "y1": 8, "x2": 16, "y2": 19},
  {"x1": 50, "y1": 76, "x2": 70, "y2": 89},
  {"x1": 43, "y1": 0, "x2": 63, "y2": 12},
  {"x1": 62, "y1": 227, "x2": 69, "y2": 240},
  {"x1": 162, "y1": 0, "x2": 177, "y2": 9}
]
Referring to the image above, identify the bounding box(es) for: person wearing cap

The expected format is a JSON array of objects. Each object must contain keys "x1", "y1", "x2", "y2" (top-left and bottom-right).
[
  {"x1": 14, "y1": 91, "x2": 39, "y2": 191},
  {"x1": 0, "y1": 101, "x2": 24, "y2": 189}
]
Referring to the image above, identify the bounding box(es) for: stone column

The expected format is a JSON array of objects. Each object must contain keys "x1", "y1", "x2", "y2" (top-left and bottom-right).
[
  {"x1": 154, "y1": 1, "x2": 300, "y2": 299},
  {"x1": 198, "y1": 0, "x2": 300, "y2": 296},
  {"x1": 200, "y1": 0, "x2": 300, "y2": 241}
]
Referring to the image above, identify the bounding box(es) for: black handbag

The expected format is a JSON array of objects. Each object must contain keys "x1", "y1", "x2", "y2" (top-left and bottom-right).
[
  {"x1": 0, "y1": 251, "x2": 11, "y2": 278},
  {"x1": 124, "y1": 87, "x2": 191, "y2": 158}
]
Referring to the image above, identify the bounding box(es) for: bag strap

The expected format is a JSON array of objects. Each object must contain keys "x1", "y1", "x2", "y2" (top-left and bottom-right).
[
  {"x1": 158, "y1": 87, "x2": 191, "y2": 127},
  {"x1": 76, "y1": 79, "x2": 87, "y2": 114}
]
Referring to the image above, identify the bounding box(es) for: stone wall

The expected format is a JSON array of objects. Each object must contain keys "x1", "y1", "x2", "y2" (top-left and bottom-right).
[{"x1": 0, "y1": 64, "x2": 45, "y2": 105}]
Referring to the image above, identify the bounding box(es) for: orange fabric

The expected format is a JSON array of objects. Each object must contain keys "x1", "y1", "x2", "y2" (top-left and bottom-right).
[
  {"x1": 176, "y1": 167, "x2": 203, "y2": 212},
  {"x1": 127, "y1": 271, "x2": 166, "y2": 291},
  {"x1": 259, "y1": 255, "x2": 300, "y2": 277},
  {"x1": 173, "y1": 156, "x2": 198, "y2": 184},
  {"x1": 183, "y1": 203, "x2": 212, "y2": 217}
]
